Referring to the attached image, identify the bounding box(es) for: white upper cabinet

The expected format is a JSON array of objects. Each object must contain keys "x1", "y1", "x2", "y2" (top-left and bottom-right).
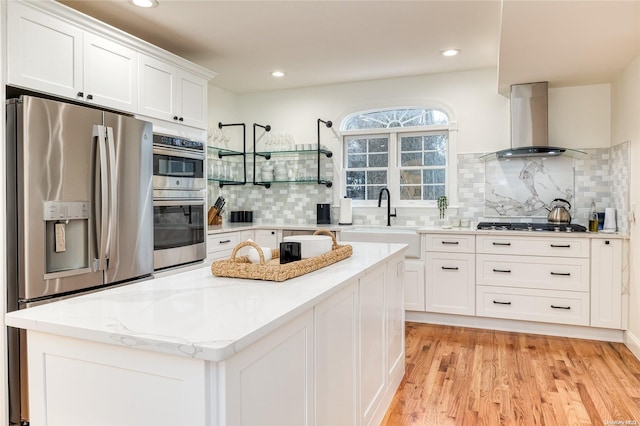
[
  {"x1": 139, "y1": 54, "x2": 208, "y2": 129},
  {"x1": 82, "y1": 33, "x2": 138, "y2": 112},
  {"x1": 7, "y1": 2, "x2": 138, "y2": 113},
  {"x1": 7, "y1": 2, "x2": 83, "y2": 99}
]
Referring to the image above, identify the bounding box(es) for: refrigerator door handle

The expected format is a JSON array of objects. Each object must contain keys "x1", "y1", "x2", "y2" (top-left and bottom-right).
[
  {"x1": 93, "y1": 125, "x2": 109, "y2": 271},
  {"x1": 105, "y1": 126, "x2": 118, "y2": 269}
]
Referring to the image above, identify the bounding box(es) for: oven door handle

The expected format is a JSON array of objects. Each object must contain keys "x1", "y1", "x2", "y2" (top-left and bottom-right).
[
  {"x1": 153, "y1": 146, "x2": 205, "y2": 160},
  {"x1": 154, "y1": 198, "x2": 205, "y2": 207}
]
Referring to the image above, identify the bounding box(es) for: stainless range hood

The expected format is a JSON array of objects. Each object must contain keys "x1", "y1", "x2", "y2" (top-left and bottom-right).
[{"x1": 483, "y1": 82, "x2": 586, "y2": 160}]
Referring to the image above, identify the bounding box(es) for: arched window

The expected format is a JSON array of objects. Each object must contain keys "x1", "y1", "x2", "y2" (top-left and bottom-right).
[
  {"x1": 342, "y1": 107, "x2": 449, "y2": 130},
  {"x1": 341, "y1": 107, "x2": 456, "y2": 204}
]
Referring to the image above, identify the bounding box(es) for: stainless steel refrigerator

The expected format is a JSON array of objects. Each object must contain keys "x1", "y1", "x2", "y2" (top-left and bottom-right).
[{"x1": 6, "y1": 95, "x2": 154, "y2": 425}]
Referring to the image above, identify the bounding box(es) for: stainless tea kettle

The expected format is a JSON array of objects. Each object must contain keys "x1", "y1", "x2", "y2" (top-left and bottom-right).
[{"x1": 546, "y1": 198, "x2": 572, "y2": 224}]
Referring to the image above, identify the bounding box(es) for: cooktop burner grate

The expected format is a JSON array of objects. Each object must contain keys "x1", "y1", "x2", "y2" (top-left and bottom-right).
[{"x1": 476, "y1": 222, "x2": 587, "y2": 232}]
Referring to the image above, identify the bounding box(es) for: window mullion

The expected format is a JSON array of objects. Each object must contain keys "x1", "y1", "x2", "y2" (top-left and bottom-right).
[{"x1": 388, "y1": 132, "x2": 399, "y2": 205}]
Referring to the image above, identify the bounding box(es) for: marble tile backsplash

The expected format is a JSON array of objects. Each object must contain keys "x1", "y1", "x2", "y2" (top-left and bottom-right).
[{"x1": 208, "y1": 142, "x2": 629, "y2": 234}]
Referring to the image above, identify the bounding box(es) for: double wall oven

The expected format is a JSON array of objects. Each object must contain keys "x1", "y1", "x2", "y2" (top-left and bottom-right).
[{"x1": 153, "y1": 134, "x2": 206, "y2": 270}]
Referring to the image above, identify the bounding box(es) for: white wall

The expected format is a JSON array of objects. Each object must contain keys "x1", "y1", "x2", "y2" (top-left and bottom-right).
[
  {"x1": 612, "y1": 54, "x2": 640, "y2": 356},
  {"x1": 209, "y1": 68, "x2": 612, "y2": 156},
  {"x1": 549, "y1": 84, "x2": 611, "y2": 149}
]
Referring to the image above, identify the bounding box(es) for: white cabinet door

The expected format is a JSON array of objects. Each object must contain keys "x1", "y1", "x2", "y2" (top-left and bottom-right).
[
  {"x1": 254, "y1": 229, "x2": 280, "y2": 248},
  {"x1": 138, "y1": 54, "x2": 208, "y2": 129},
  {"x1": 7, "y1": 2, "x2": 83, "y2": 99},
  {"x1": 591, "y1": 239, "x2": 622, "y2": 329},
  {"x1": 221, "y1": 310, "x2": 314, "y2": 426},
  {"x1": 404, "y1": 259, "x2": 425, "y2": 311},
  {"x1": 138, "y1": 54, "x2": 176, "y2": 121},
  {"x1": 425, "y1": 252, "x2": 475, "y2": 315},
  {"x1": 386, "y1": 256, "x2": 405, "y2": 387},
  {"x1": 359, "y1": 263, "x2": 386, "y2": 426},
  {"x1": 315, "y1": 281, "x2": 359, "y2": 426},
  {"x1": 83, "y1": 32, "x2": 138, "y2": 112},
  {"x1": 177, "y1": 70, "x2": 208, "y2": 129}
]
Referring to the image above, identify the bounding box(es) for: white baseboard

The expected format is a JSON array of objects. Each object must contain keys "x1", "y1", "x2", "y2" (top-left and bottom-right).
[
  {"x1": 406, "y1": 311, "x2": 625, "y2": 342},
  {"x1": 624, "y1": 330, "x2": 640, "y2": 361}
]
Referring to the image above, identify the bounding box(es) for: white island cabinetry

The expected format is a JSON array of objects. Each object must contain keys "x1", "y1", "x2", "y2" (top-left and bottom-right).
[{"x1": 7, "y1": 242, "x2": 406, "y2": 426}]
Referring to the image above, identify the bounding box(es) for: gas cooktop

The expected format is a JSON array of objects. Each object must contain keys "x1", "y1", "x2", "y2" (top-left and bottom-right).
[{"x1": 476, "y1": 222, "x2": 588, "y2": 233}]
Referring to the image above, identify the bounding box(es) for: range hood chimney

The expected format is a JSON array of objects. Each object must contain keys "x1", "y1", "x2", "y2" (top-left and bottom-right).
[{"x1": 484, "y1": 81, "x2": 585, "y2": 160}]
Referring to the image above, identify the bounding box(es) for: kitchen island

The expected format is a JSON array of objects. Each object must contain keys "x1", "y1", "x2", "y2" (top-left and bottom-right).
[{"x1": 6, "y1": 242, "x2": 407, "y2": 426}]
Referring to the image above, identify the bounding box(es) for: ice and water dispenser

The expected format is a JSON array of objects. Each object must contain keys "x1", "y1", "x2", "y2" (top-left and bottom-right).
[{"x1": 43, "y1": 201, "x2": 91, "y2": 276}]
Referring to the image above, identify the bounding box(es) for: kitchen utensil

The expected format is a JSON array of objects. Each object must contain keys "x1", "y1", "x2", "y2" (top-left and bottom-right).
[
  {"x1": 545, "y1": 198, "x2": 571, "y2": 224},
  {"x1": 282, "y1": 234, "x2": 332, "y2": 258}
]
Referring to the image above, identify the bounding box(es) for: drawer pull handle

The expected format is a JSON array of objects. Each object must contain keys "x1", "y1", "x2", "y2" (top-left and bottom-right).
[
  {"x1": 551, "y1": 305, "x2": 571, "y2": 310},
  {"x1": 550, "y1": 272, "x2": 571, "y2": 276},
  {"x1": 219, "y1": 239, "x2": 232, "y2": 244},
  {"x1": 441, "y1": 266, "x2": 459, "y2": 271},
  {"x1": 493, "y1": 300, "x2": 512, "y2": 305},
  {"x1": 550, "y1": 244, "x2": 571, "y2": 248},
  {"x1": 441, "y1": 241, "x2": 459, "y2": 245},
  {"x1": 492, "y1": 242, "x2": 511, "y2": 246},
  {"x1": 493, "y1": 268, "x2": 511, "y2": 273}
]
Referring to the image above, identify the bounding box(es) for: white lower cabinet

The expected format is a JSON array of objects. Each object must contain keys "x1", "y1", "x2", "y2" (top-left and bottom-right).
[
  {"x1": 591, "y1": 238, "x2": 623, "y2": 329},
  {"x1": 359, "y1": 263, "x2": 387, "y2": 426},
  {"x1": 475, "y1": 235, "x2": 591, "y2": 327},
  {"x1": 404, "y1": 259, "x2": 425, "y2": 311},
  {"x1": 221, "y1": 310, "x2": 315, "y2": 426},
  {"x1": 253, "y1": 229, "x2": 280, "y2": 248},
  {"x1": 424, "y1": 234, "x2": 476, "y2": 316},
  {"x1": 425, "y1": 252, "x2": 475, "y2": 315},
  {"x1": 315, "y1": 281, "x2": 359, "y2": 426},
  {"x1": 206, "y1": 231, "x2": 242, "y2": 261}
]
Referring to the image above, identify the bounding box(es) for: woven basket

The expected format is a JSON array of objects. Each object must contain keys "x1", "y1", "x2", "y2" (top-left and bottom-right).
[{"x1": 210, "y1": 229, "x2": 352, "y2": 282}]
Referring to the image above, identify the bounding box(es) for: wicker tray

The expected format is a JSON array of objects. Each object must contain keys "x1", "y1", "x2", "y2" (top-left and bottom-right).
[{"x1": 210, "y1": 229, "x2": 352, "y2": 282}]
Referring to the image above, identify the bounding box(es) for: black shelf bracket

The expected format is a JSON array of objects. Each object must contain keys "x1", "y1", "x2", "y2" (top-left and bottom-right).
[
  {"x1": 317, "y1": 118, "x2": 333, "y2": 186},
  {"x1": 217, "y1": 122, "x2": 247, "y2": 187},
  {"x1": 253, "y1": 123, "x2": 272, "y2": 187}
]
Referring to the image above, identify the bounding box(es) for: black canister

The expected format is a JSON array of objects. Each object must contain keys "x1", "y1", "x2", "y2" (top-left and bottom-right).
[
  {"x1": 317, "y1": 203, "x2": 331, "y2": 225},
  {"x1": 280, "y1": 241, "x2": 301, "y2": 264},
  {"x1": 243, "y1": 211, "x2": 253, "y2": 223}
]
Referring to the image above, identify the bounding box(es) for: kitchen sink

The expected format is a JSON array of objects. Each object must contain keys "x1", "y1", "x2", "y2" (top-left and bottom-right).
[{"x1": 339, "y1": 227, "x2": 421, "y2": 258}]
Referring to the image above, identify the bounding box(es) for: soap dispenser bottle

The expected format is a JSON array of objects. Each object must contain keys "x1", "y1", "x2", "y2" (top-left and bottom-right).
[{"x1": 588, "y1": 201, "x2": 598, "y2": 232}]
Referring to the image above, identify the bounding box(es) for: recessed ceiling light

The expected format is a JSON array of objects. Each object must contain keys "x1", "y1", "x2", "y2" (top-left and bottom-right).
[
  {"x1": 271, "y1": 71, "x2": 285, "y2": 78},
  {"x1": 131, "y1": 0, "x2": 158, "y2": 8},
  {"x1": 441, "y1": 49, "x2": 461, "y2": 57}
]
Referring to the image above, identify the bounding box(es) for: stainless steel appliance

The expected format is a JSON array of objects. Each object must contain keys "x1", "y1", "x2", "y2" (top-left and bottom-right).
[
  {"x1": 545, "y1": 198, "x2": 572, "y2": 224},
  {"x1": 6, "y1": 95, "x2": 154, "y2": 425},
  {"x1": 476, "y1": 222, "x2": 587, "y2": 232},
  {"x1": 152, "y1": 134, "x2": 206, "y2": 270}
]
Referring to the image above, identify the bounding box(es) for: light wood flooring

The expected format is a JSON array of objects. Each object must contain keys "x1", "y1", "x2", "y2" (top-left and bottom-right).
[{"x1": 381, "y1": 322, "x2": 640, "y2": 425}]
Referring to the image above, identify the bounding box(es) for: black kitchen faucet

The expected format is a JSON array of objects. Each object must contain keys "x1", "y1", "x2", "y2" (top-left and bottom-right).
[{"x1": 378, "y1": 187, "x2": 397, "y2": 226}]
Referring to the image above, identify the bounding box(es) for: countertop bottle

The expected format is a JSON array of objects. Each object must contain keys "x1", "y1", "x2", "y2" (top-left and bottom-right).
[{"x1": 589, "y1": 201, "x2": 598, "y2": 232}]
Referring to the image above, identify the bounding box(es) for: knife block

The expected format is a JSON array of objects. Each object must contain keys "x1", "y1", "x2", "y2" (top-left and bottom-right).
[{"x1": 208, "y1": 207, "x2": 223, "y2": 225}]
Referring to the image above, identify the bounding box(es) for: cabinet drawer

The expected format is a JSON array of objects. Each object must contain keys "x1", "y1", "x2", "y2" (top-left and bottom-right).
[
  {"x1": 425, "y1": 253, "x2": 475, "y2": 315},
  {"x1": 476, "y1": 286, "x2": 589, "y2": 326},
  {"x1": 207, "y1": 232, "x2": 241, "y2": 254},
  {"x1": 476, "y1": 235, "x2": 588, "y2": 258},
  {"x1": 476, "y1": 254, "x2": 589, "y2": 292},
  {"x1": 425, "y1": 234, "x2": 475, "y2": 253}
]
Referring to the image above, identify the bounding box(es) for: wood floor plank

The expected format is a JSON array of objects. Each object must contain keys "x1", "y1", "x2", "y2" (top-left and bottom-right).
[{"x1": 381, "y1": 323, "x2": 640, "y2": 425}]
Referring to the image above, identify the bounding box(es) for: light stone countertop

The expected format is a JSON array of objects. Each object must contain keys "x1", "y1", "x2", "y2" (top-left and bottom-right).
[
  {"x1": 208, "y1": 222, "x2": 627, "y2": 239},
  {"x1": 5, "y1": 242, "x2": 407, "y2": 362}
]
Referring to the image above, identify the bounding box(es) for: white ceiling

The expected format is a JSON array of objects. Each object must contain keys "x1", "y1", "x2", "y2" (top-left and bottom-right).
[{"x1": 57, "y1": 0, "x2": 640, "y2": 95}]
